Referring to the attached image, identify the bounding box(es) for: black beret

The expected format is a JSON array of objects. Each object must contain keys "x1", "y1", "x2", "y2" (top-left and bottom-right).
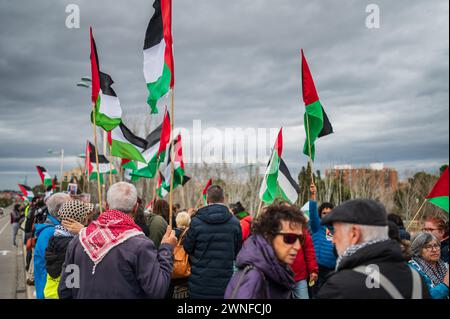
[{"x1": 321, "y1": 199, "x2": 388, "y2": 226}]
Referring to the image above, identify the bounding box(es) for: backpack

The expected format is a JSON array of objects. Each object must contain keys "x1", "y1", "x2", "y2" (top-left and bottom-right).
[{"x1": 172, "y1": 228, "x2": 191, "y2": 279}]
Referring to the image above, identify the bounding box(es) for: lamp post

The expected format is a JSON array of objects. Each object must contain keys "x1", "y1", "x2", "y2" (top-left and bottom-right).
[{"x1": 48, "y1": 148, "x2": 64, "y2": 191}]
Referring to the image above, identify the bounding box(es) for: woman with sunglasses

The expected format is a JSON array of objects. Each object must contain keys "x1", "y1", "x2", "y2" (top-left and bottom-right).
[
  {"x1": 409, "y1": 232, "x2": 449, "y2": 299},
  {"x1": 225, "y1": 203, "x2": 307, "y2": 299}
]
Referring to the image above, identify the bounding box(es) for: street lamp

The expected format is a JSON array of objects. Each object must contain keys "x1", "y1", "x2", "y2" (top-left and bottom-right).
[{"x1": 48, "y1": 148, "x2": 64, "y2": 190}]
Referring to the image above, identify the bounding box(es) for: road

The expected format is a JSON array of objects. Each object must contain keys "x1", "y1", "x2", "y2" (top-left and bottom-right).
[{"x1": 0, "y1": 206, "x2": 27, "y2": 299}]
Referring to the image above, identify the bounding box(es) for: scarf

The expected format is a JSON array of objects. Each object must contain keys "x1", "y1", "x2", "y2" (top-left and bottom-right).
[
  {"x1": 54, "y1": 224, "x2": 74, "y2": 238},
  {"x1": 79, "y1": 210, "x2": 144, "y2": 274},
  {"x1": 412, "y1": 256, "x2": 448, "y2": 287},
  {"x1": 336, "y1": 238, "x2": 389, "y2": 270}
]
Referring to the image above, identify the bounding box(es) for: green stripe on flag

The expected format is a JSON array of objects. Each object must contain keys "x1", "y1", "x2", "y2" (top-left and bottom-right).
[
  {"x1": 303, "y1": 100, "x2": 324, "y2": 161},
  {"x1": 428, "y1": 196, "x2": 449, "y2": 213},
  {"x1": 111, "y1": 139, "x2": 146, "y2": 163},
  {"x1": 147, "y1": 64, "x2": 172, "y2": 114}
]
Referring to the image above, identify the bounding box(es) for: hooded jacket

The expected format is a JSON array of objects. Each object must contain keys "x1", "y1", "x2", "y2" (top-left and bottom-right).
[
  {"x1": 291, "y1": 229, "x2": 318, "y2": 282},
  {"x1": 317, "y1": 240, "x2": 431, "y2": 299},
  {"x1": 34, "y1": 214, "x2": 59, "y2": 299},
  {"x1": 225, "y1": 235, "x2": 295, "y2": 299},
  {"x1": 183, "y1": 203, "x2": 242, "y2": 299}
]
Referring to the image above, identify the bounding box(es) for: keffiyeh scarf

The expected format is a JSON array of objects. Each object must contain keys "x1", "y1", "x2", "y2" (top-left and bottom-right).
[
  {"x1": 79, "y1": 210, "x2": 144, "y2": 274},
  {"x1": 411, "y1": 256, "x2": 448, "y2": 287},
  {"x1": 54, "y1": 224, "x2": 74, "y2": 238},
  {"x1": 336, "y1": 238, "x2": 389, "y2": 270}
]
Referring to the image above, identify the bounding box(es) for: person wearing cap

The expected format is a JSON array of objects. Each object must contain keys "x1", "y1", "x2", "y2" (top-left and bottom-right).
[
  {"x1": 34, "y1": 193, "x2": 72, "y2": 299},
  {"x1": 317, "y1": 199, "x2": 430, "y2": 299},
  {"x1": 58, "y1": 182, "x2": 177, "y2": 299},
  {"x1": 43, "y1": 199, "x2": 93, "y2": 298}
]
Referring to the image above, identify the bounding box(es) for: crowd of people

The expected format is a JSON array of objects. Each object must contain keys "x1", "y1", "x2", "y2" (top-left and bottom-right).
[{"x1": 12, "y1": 182, "x2": 449, "y2": 299}]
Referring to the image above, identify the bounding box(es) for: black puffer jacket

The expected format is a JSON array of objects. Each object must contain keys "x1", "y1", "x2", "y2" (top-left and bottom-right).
[
  {"x1": 45, "y1": 236, "x2": 74, "y2": 278},
  {"x1": 317, "y1": 240, "x2": 431, "y2": 299},
  {"x1": 183, "y1": 204, "x2": 242, "y2": 299}
]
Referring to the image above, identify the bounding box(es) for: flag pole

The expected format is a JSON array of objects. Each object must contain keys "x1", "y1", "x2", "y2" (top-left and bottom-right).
[
  {"x1": 406, "y1": 199, "x2": 427, "y2": 231},
  {"x1": 168, "y1": 89, "x2": 175, "y2": 227},
  {"x1": 152, "y1": 159, "x2": 161, "y2": 201},
  {"x1": 305, "y1": 113, "x2": 315, "y2": 185},
  {"x1": 109, "y1": 143, "x2": 113, "y2": 186},
  {"x1": 92, "y1": 105, "x2": 103, "y2": 213},
  {"x1": 256, "y1": 200, "x2": 263, "y2": 218}
]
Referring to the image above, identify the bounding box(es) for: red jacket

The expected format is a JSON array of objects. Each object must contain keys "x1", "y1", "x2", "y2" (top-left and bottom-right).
[
  {"x1": 291, "y1": 229, "x2": 318, "y2": 282},
  {"x1": 240, "y1": 215, "x2": 252, "y2": 242}
]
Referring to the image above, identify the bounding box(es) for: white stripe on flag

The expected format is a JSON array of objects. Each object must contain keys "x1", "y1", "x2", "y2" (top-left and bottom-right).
[
  {"x1": 99, "y1": 91, "x2": 122, "y2": 119},
  {"x1": 143, "y1": 38, "x2": 166, "y2": 83},
  {"x1": 278, "y1": 171, "x2": 298, "y2": 204}
]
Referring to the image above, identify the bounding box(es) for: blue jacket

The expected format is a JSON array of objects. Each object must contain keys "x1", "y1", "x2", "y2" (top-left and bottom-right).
[
  {"x1": 183, "y1": 204, "x2": 242, "y2": 299},
  {"x1": 408, "y1": 260, "x2": 449, "y2": 299},
  {"x1": 308, "y1": 201, "x2": 336, "y2": 270},
  {"x1": 34, "y1": 214, "x2": 59, "y2": 299}
]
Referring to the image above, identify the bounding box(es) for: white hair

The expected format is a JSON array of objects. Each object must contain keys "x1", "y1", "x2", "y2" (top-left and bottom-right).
[
  {"x1": 176, "y1": 212, "x2": 191, "y2": 228},
  {"x1": 341, "y1": 223, "x2": 389, "y2": 243},
  {"x1": 107, "y1": 182, "x2": 138, "y2": 214},
  {"x1": 46, "y1": 193, "x2": 71, "y2": 217}
]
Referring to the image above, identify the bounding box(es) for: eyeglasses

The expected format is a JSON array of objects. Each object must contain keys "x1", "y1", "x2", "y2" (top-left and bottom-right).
[
  {"x1": 276, "y1": 232, "x2": 304, "y2": 245},
  {"x1": 423, "y1": 244, "x2": 441, "y2": 251},
  {"x1": 422, "y1": 228, "x2": 439, "y2": 232}
]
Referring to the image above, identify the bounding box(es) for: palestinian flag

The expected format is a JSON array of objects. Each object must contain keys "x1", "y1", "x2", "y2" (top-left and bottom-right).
[
  {"x1": 156, "y1": 171, "x2": 168, "y2": 198},
  {"x1": 202, "y1": 178, "x2": 213, "y2": 204},
  {"x1": 163, "y1": 133, "x2": 190, "y2": 191},
  {"x1": 17, "y1": 194, "x2": 28, "y2": 202},
  {"x1": 426, "y1": 167, "x2": 449, "y2": 213},
  {"x1": 18, "y1": 184, "x2": 34, "y2": 199},
  {"x1": 36, "y1": 166, "x2": 53, "y2": 187},
  {"x1": 85, "y1": 141, "x2": 116, "y2": 183},
  {"x1": 157, "y1": 109, "x2": 171, "y2": 163},
  {"x1": 122, "y1": 159, "x2": 139, "y2": 182},
  {"x1": 90, "y1": 28, "x2": 122, "y2": 131},
  {"x1": 300, "y1": 202, "x2": 310, "y2": 221},
  {"x1": 259, "y1": 129, "x2": 300, "y2": 204},
  {"x1": 109, "y1": 123, "x2": 148, "y2": 163},
  {"x1": 143, "y1": 0, "x2": 174, "y2": 114},
  {"x1": 301, "y1": 49, "x2": 333, "y2": 161},
  {"x1": 132, "y1": 122, "x2": 163, "y2": 179}
]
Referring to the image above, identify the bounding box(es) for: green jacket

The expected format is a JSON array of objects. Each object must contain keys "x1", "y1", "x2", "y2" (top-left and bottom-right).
[{"x1": 146, "y1": 213, "x2": 168, "y2": 249}]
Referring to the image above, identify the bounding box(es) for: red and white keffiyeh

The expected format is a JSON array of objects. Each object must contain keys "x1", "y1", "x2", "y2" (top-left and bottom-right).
[{"x1": 79, "y1": 209, "x2": 144, "y2": 274}]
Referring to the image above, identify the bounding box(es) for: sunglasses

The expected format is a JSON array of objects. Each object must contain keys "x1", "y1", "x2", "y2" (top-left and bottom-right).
[{"x1": 276, "y1": 232, "x2": 304, "y2": 245}]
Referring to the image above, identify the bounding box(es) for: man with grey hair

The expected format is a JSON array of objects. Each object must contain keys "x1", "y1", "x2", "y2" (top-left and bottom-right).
[
  {"x1": 317, "y1": 199, "x2": 430, "y2": 299},
  {"x1": 59, "y1": 182, "x2": 177, "y2": 299},
  {"x1": 34, "y1": 192, "x2": 71, "y2": 299}
]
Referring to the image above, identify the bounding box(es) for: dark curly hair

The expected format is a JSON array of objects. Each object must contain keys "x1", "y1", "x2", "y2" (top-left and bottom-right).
[
  {"x1": 251, "y1": 203, "x2": 307, "y2": 242},
  {"x1": 318, "y1": 202, "x2": 334, "y2": 218}
]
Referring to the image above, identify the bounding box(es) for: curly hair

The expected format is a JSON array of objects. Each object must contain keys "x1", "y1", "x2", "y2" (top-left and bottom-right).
[
  {"x1": 251, "y1": 203, "x2": 307, "y2": 242},
  {"x1": 318, "y1": 202, "x2": 334, "y2": 218}
]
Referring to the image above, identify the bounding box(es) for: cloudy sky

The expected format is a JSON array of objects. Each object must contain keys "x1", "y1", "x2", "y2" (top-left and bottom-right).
[{"x1": 0, "y1": 0, "x2": 448, "y2": 190}]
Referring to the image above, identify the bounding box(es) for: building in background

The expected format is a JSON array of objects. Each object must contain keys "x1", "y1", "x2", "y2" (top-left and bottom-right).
[{"x1": 325, "y1": 163, "x2": 399, "y2": 190}]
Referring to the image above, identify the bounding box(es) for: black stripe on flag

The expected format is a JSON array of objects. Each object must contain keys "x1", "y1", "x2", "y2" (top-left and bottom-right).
[
  {"x1": 37, "y1": 166, "x2": 47, "y2": 173},
  {"x1": 145, "y1": 123, "x2": 163, "y2": 150},
  {"x1": 318, "y1": 106, "x2": 333, "y2": 138},
  {"x1": 144, "y1": 0, "x2": 163, "y2": 50},
  {"x1": 18, "y1": 184, "x2": 32, "y2": 191},
  {"x1": 119, "y1": 123, "x2": 149, "y2": 150},
  {"x1": 278, "y1": 159, "x2": 300, "y2": 194},
  {"x1": 99, "y1": 72, "x2": 117, "y2": 97},
  {"x1": 88, "y1": 143, "x2": 110, "y2": 164}
]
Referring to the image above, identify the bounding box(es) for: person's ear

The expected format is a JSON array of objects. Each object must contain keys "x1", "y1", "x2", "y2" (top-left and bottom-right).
[{"x1": 351, "y1": 225, "x2": 361, "y2": 245}]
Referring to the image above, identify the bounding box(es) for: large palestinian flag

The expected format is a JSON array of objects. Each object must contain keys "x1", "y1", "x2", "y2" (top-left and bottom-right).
[
  {"x1": 143, "y1": 0, "x2": 174, "y2": 114},
  {"x1": 301, "y1": 49, "x2": 333, "y2": 161},
  {"x1": 18, "y1": 184, "x2": 34, "y2": 199},
  {"x1": 90, "y1": 28, "x2": 122, "y2": 131},
  {"x1": 162, "y1": 133, "x2": 190, "y2": 191},
  {"x1": 259, "y1": 128, "x2": 300, "y2": 204},
  {"x1": 109, "y1": 123, "x2": 148, "y2": 163},
  {"x1": 36, "y1": 166, "x2": 53, "y2": 187},
  {"x1": 132, "y1": 122, "x2": 163, "y2": 179},
  {"x1": 426, "y1": 167, "x2": 449, "y2": 213}
]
